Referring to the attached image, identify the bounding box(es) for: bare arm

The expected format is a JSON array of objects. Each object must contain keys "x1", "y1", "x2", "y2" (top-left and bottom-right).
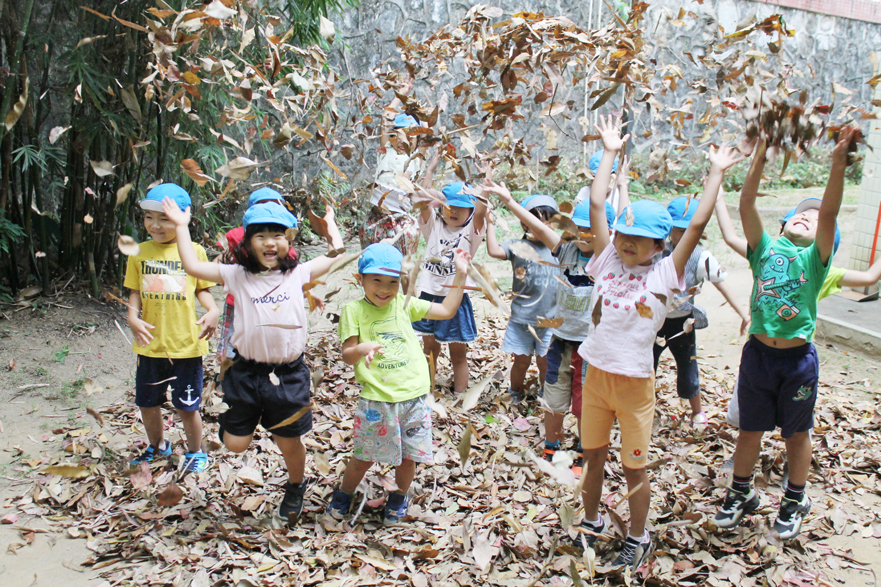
[
  {"x1": 817, "y1": 128, "x2": 854, "y2": 265},
  {"x1": 195, "y1": 289, "x2": 220, "y2": 340},
  {"x1": 840, "y1": 258, "x2": 881, "y2": 288},
  {"x1": 419, "y1": 148, "x2": 441, "y2": 189},
  {"x1": 712, "y1": 280, "x2": 750, "y2": 336},
  {"x1": 472, "y1": 198, "x2": 487, "y2": 234},
  {"x1": 162, "y1": 198, "x2": 225, "y2": 284},
  {"x1": 301, "y1": 206, "x2": 347, "y2": 280},
  {"x1": 740, "y1": 139, "x2": 767, "y2": 251},
  {"x1": 615, "y1": 155, "x2": 632, "y2": 215},
  {"x1": 483, "y1": 181, "x2": 561, "y2": 251},
  {"x1": 672, "y1": 145, "x2": 744, "y2": 276},
  {"x1": 714, "y1": 185, "x2": 748, "y2": 258},
  {"x1": 590, "y1": 115, "x2": 628, "y2": 254},
  {"x1": 424, "y1": 250, "x2": 471, "y2": 320},
  {"x1": 342, "y1": 335, "x2": 384, "y2": 368},
  {"x1": 126, "y1": 290, "x2": 154, "y2": 347},
  {"x1": 485, "y1": 214, "x2": 508, "y2": 260}
]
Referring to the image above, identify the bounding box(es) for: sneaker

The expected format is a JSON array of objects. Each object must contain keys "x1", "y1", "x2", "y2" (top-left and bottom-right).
[
  {"x1": 774, "y1": 494, "x2": 811, "y2": 540},
  {"x1": 612, "y1": 532, "x2": 652, "y2": 569},
  {"x1": 130, "y1": 441, "x2": 172, "y2": 466},
  {"x1": 571, "y1": 517, "x2": 605, "y2": 550},
  {"x1": 183, "y1": 451, "x2": 209, "y2": 473},
  {"x1": 327, "y1": 489, "x2": 353, "y2": 519},
  {"x1": 571, "y1": 454, "x2": 584, "y2": 478},
  {"x1": 692, "y1": 411, "x2": 708, "y2": 426},
  {"x1": 383, "y1": 492, "x2": 409, "y2": 526},
  {"x1": 278, "y1": 480, "x2": 309, "y2": 522},
  {"x1": 509, "y1": 388, "x2": 522, "y2": 404},
  {"x1": 543, "y1": 447, "x2": 557, "y2": 462},
  {"x1": 714, "y1": 487, "x2": 761, "y2": 529}
]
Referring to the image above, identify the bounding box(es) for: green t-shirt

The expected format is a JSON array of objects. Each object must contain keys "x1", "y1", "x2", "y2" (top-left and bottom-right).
[
  {"x1": 817, "y1": 266, "x2": 846, "y2": 301},
  {"x1": 339, "y1": 294, "x2": 432, "y2": 402},
  {"x1": 747, "y1": 232, "x2": 831, "y2": 342}
]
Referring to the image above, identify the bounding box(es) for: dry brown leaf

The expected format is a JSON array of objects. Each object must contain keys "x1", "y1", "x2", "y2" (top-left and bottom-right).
[
  {"x1": 267, "y1": 402, "x2": 312, "y2": 430},
  {"x1": 117, "y1": 234, "x2": 141, "y2": 257},
  {"x1": 43, "y1": 465, "x2": 90, "y2": 479},
  {"x1": 157, "y1": 483, "x2": 183, "y2": 507}
]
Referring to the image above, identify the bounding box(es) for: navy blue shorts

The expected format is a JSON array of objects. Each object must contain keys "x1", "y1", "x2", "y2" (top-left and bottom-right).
[
  {"x1": 411, "y1": 292, "x2": 477, "y2": 343},
  {"x1": 219, "y1": 354, "x2": 312, "y2": 438},
  {"x1": 135, "y1": 356, "x2": 203, "y2": 411},
  {"x1": 653, "y1": 314, "x2": 700, "y2": 400},
  {"x1": 737, "y1": 336, "x2": 818, "y2": 438}
]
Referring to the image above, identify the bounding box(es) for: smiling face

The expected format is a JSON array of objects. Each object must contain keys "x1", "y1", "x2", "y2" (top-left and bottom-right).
[
  {"x1": 782, "y1": 208, "x2": 819, "y2": 247},
  {"x1": 359, "y1": 273, "x2": 400, "y2": 307},
  {"x1": 248, "y1": 229, "x2": 290, "y2": 270},
  {"x1": 143, "y1": 210, "x2": 177, "y2": 244},
  {"x1": 614, "y1": 232, "x2": 664, "y2": 266},
  {"x1": 441, "y1": 205, "x2": 472, "y2": 228}
]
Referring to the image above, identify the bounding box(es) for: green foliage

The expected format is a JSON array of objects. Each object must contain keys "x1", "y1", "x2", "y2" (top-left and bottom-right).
[
  {"x1": 53, "y1": 345, "x2": 70, "y2": 363},
  {"x1": 0, "y1": 216, "x2": 26, "y2": 256}
]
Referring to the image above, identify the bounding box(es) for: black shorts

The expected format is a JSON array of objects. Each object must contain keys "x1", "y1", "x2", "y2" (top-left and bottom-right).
[
  {"x1": 737, "y1": 336, "x2": 818, "y2": 438},
  {"x1": 219, "y1": 353, "x2": 312, "y2": 438},
  {"x1": 135, "y1": 356, "x2": 203, "y2": 411}
]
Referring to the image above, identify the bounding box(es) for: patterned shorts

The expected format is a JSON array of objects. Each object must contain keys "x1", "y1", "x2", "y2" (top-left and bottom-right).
[{"x1": 353, "y1": 395, "x2": 433, "y2": 466}]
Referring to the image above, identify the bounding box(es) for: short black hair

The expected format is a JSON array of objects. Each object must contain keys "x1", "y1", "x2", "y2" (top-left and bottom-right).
[
  {"x1": 655, "y1": 238, "x2": 666, "y2": 250},
  {"x1": 233, "y1": 222, "x2": 299, "y2": 274},
  {"x1": 529, "y1": 205, "x2": 557, "y2": 221}
]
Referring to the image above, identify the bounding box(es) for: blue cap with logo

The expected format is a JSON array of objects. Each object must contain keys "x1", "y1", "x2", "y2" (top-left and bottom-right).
[
  {"x1": 248, "y1": 187, "x2": 286, "y2": 208},
  {"x1": 358, "y1": 243, "x2": 403, "y2": 277},
  {"x1": 442, "y1": 182, "x2": 476, "y2": 209},
  {"x1": 141, "y1": 183, "x2": 191, "y2": 213},
  {"x1": 614, "y1": 200, "x2": 672, "y2": 239},
  {"x1": 666, "y1": 196, "x2": 699, "y2": 229},
  {"x1": 572, "y1": 201, "x2": 616, "y2": 229},
  {"x1": 394, "y1": 114, "x2": 419, "y2": 128},
  {"x1": 521, "y1": 194, "x2": 558, "y2": 212},
  {"x1": 243, "y1": 202, "x2": 297, "y2": 229},
  {"x1": 780, "y1": 198, "x2": 840, "y2": 254},
  {"x1": 589, "y1": 150, "x2": 619, "y2": 175}
]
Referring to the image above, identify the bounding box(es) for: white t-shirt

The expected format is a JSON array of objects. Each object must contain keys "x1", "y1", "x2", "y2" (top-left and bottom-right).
[
  {"x1": 219, "y1": 261, "x2": 312, "y2": 364},
  {"x1": 417, "y1": 213, "x2": 485, "y2": 296},
  {"x1": 577, "y1": 243, "x2": 685, "y2": 378},
  {"x1": 375, "y1": 148, "x2": 423, "y2": 189}
]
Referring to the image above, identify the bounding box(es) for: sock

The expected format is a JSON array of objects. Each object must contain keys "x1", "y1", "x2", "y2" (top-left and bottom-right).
[
  {"x1": 157, "y1": 440, "x2": 169, "y2": 451},
  {"x1": 784, "y1": 481, "x2": 805, "y2": 502},
  {"x1": 626, "y1": 529, "x2": 649, "y2": 543},
  {"x1": 732, "y1": 474, "x2": 752, "y2": 494},
  {"x1": 582, "y1": 515, "x2": 603, "y2": 529},
  {"x1": 545, "y1": 440, "x2": 561, "y2": 451}
]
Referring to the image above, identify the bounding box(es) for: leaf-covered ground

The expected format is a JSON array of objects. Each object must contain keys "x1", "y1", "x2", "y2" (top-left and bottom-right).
[{"x1": 4, "y1": 302, "x2": 880, "y2": 587}]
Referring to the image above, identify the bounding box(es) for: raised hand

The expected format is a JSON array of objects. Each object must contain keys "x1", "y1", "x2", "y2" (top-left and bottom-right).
[
  {"x1": 453, "y1": 248, "x2": 472, "y2": 273},
  {"x1": 161, "y1": 197, "x2": 191, "y2": 227},
  {"x1": 832, "y1": 125, "x2": 857, "y2": 167},
  {"x1": 595, "y1": 114, "x2": 630, "y2": 153},
  {"x1": 708, "y1": 144, "x2": 745, "y2": 172},
  {"x1": 616, "y1": 155, "x2": 632, "y2": 187},
  {"x1": 482, "y1": 181, "x2": 514, "y2": 206}
]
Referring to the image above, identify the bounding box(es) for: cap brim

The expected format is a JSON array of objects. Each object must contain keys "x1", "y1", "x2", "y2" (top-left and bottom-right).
[
  {"x1": 446, "y1": 200, "x2": 475, "y2": 209},
  {"x1": 360, "y1": 267, "x2": 402, "y2": 277},
  {"x1": 794, "y1": 199, "x2": 822, "y2": 215},
  {"x1": 140, "y1": 200, "x2": 165, "y2": 212},
  {"x1": 572, "y1": 217, "x2": 591, "y2": 228},
  {"x1": 670, "y1": 219, "x2": 691, "y2": 229},
  {"x1": 614, "y1": 223, "x2": 668, "y2": 238}
]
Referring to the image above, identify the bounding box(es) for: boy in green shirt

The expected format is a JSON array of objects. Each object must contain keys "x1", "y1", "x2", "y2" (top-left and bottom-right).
[
  {"x1": 329, "y1": 243, "x2": 471, "y2": 525},
  {"x1": 714, "y1": 128, "x2": 857, "y2": 540}
]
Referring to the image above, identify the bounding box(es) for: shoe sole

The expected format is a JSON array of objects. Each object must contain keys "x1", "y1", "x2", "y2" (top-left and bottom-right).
[{"x1": 714, "y1": 497, "x2": 761, "y2": 529}]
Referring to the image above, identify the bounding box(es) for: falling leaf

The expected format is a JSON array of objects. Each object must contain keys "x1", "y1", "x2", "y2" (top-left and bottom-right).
[
  {"x1": 215, "y1": 157, "x2": 259, "y2": 180},
  {"x1": 90, "y1": 160, "x2": 115, "y2": 178},
  {"x1": 117, "y1": 234, "x2": 141, "y2": 257},
  {"x1": 83, "y1": 214, "x2": 94, "y2": 224},
  {"x1": 49, "y1": 126, "x2": 70, "y2": 144},
  {"x1": 319, "y1": 16, "x2": 335, "y2": 41},
  {"x1": 635, "y1": 301, "x2": 653, "y2": 319},
  {"x1": 86, "y1": 407, "x2": 104, "y2": 427},
  {"x1": 536, "y1": 317, "x2": 564, "y2": 329},
  {"x1": 130, "y1": 462, "x2": 152, "y2": 490},
  {"x1": 116, "y1": 183, "x2": 133, "y2": 207},
  {"x1": 181, "y1": 159, "x2": 212, "y2": 186},
  {"x1": 625, "y1": 207, "x2": 635, "y2": 227},
  {"x1": 267, "y1": 403, "x2": 313, "y2": 430},
  {"x1": 4, "y1": 76, "x2": 29, "y2": 132},
  {"x1": 651, "y1": 292, "x2": 667, "y2": 305},
  {"x1": 203, "y1": 0, "x2": 236, "y2": 20},
  {"x1": 591, "y1": 295, "x2": 603, "y2": 327},
  {"x1": 43, "y1": 465, "x2": 91, "y2": 479},
  {"x1": 462, "y1": 373, "x2": 495, "y2": 411},
  {"x1": 506, "y1": 241, "x2": 544, "y2": 264},
  {"x1": 120, "y1": 87, "x2": 142, "y2": 123},
  {"x1": 458, "y1": 424, "x2": 474, "y2": 465},
  {"x1": 268, "y1": 371, "x2": 280, "y2": 386},
  {"x1": 307, "y1": 207, "x2": 329, "y2": 240},
  {"x1": 157, "y1": 483, "x2": 184, "y2": 507},
  {"x1": 683, "y1": 318, "x2": 695, "y2": 333}
]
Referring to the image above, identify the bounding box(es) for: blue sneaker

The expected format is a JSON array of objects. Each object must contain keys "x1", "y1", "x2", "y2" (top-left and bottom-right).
[
  {"x1": 327, "y1": 489, "x2": 352, "y2": 519},
  {"x1": 383, "y1": 492, "x2": 409, "y2": 526},
  {"x1": 183, "y1": 451, "x2": 210, "y2": 473},
  {"x1": 130, "y1": 441, "x2": 172, "y2": 466}
]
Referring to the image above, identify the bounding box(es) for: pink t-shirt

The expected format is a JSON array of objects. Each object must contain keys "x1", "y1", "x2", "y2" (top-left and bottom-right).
[
  {"x1": 417, "y1": 212, "x2": 485, "y2": 296},
  {"x1": 218, "y1": 261, "x2": 312, "y2": 364},
  {"x1": 577, "y1": 243, "x2": 685, "y2": 378}
]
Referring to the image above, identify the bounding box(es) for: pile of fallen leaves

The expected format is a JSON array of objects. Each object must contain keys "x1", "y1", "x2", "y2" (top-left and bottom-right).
[{"x1": 3, "y1": 305, "x2": 880, "y2": 586}]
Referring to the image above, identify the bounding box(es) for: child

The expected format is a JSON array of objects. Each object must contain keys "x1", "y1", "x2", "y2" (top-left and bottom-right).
[
  {"x1": 483, "y1": 182, "x2": 616, "y2": 475},
  {"x1": 125, "y1": 183, "x2": 219, "y2": 473},
  {"x1": 714, "y1": 129, "x2": 856, "y2": 540},
  {"x1": 573, "y1": 149, "x2": 628, "y2": 212},
  {"x1": 162, "y1": 197, "x2": 344, "y2": 521},
  {"x1": 652, "y1": 195, "x2": 750, "y2": 425},
  {"x1": 413, "y1": 182, "x2": 487, "y2": 393},
  {"x1": 574, "y1": 116, "x2": 743, "y2": 568},
  {"x1": 485, "y1": 194, "x2": 560, "y2": 402},
  {"x1": 216, "y1": 187, "x2": 298, "y2": 362},
  {"x1": 328, "y1": 243, "x2": 471, "y2": 525}
]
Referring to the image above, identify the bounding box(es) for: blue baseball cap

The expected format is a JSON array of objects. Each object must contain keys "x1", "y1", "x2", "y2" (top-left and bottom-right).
[
  {"x1": 667, "y1": 196, "x2": 699, "y2": 229},
  {"x1": 521, "y1": 194, "x2": 558, "y2": 212},
  {"x1": 442, "y1": 183, "x2": 476, "y2": 209},
  {"x1": 614, "y1": 200, "x2": 672, "y2": 239},
  {"x1": 781, "y1": 198, "x2": 840, "y2": 254},
  {"x1": 243, "y1": 202, "x2": 297, "y2": 229},
  {"x1": 572, "y1": 201, "x2": 616, "y2": 229},
  {"x1": 248, "y1": 187, "x2": 286, "y2": 208},
  {"x1": 394, "y1": 114, "x2": 419, "y2": 128},
  {"x1": 589, "y1": 150, "x2": 619, "y2": 175},
  {"x1": 358, "y1": 243, "x2": 403, "y2": 276},
  {"x1": 141, "y1": 183, "x2": 191, "y2": 212}
]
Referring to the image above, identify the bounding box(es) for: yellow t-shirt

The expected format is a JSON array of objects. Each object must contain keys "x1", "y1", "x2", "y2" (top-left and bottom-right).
[{"x1": 123, "y1": 240, "x2": 214, "y2": 358}]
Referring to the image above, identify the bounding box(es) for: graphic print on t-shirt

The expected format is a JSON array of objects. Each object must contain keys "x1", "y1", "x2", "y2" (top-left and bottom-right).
[
  {"x1": 753, "y1": 248, "x2": 808, "y2": 321},
  {"x1": 140, "y1": 260, "x2": 187, "y2": 301},
  {"x1": 369, "y1": 317, "x2": 410, "y2": 370}
]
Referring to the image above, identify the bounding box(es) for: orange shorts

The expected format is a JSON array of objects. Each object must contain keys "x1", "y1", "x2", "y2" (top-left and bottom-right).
[{"x1": 580, "y1": 364, "x2": 655, "y2": 469}]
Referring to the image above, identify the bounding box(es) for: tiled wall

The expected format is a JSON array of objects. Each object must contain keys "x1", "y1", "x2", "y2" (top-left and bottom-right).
[
  {"x1": 753, "y1": 0, "x2": 881, "y2": 24},
  {"x1": 850, "y1": 82, "x2": 881, "y2": 292}
]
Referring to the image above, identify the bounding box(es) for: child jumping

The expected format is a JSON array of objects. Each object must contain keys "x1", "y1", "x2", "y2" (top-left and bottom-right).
[
  {"x1": 329, "y1": 243, "x2": 471, "y2": 524},
  {"x1": 713, "y1": 129, "x2": 856, "y2": 540},
  {"x1": 485, "y1": 194, "x2": 560, "y2": 402},
  {"x1": 575, "y1": 116, "x2": 743, "y2": 568},
  {"x1": 413, "y1": 182, "x2": 487, "y2": 393},
  {"x1": 125, "y1": 183, "x2": 219, "y2": 473},
  {"x1": 652, "y1": 195, "x2": 749, "y2": 425},
  {"x1": 162, "y1": 197, "x2": 344, "y2": 522}
]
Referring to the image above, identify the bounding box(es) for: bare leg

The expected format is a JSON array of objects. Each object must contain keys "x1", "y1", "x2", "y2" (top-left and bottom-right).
[
  {"x1": 510, "y1": 354, "x2": 532, "y2": 394},
  {"x1": 140, "y1": 406, "x2": 165, "y2": 447},
  {"x1": 733, "y1": 430, "x2": 764, "y2": 479},
  {"x1": 536, "y1": 354, "x2": 548, "y2": 388},
  {"x1": 784, "y1": 431, "x2": 812, "y2": 486},
  {"x1": 545, "y1": 411, "x2": 565, "y2": 444},
  {"x1": 340, "y1": 457, "x2": 374, "y2": 494},
  {"x1": 581, "y1": 445, "x2": 609, "y2": 521},
  {"x1": 177, "y1": 409, "x2": 203, "y2": 452},
  {"x1": 423, "y1": 335, "x2": 441, "y2": 387},
  {"x1": 223, "y1": 432, "x2": 254, "y2": 453},
  {"x1": 274, "y1": 435, "x2": 306, "y2": 484},
  {"x1": 394, "y1": 459, "x2": 417, "y2": 493},
  {"x1": 688, "y1": 393, "x2": 703, "y2": 418},
  {"x1": 622, "y1": 465, "x2": 651, "y2": 536},
  {"x1": 449, "y1": 342, "x2": 469, "y2": 393}
]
